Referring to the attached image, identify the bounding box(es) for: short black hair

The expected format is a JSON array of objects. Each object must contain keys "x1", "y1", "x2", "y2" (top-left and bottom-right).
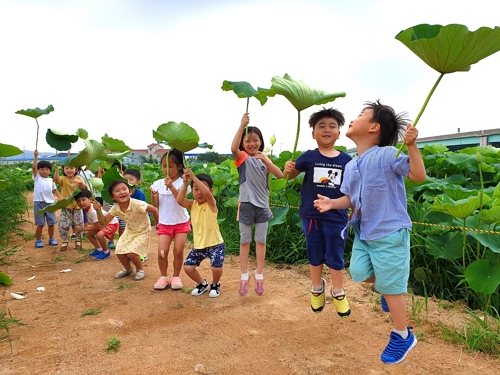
[
  {"x1": 308, "y1": 107, "x2": 345, "y2": 129},
  {"x1": 239, "y1": 126, "x2": 265, "y2": 152},
  {"x1": 74, "y1": 188, "x2": 92, "y2": 200},
  {"x1": 124, "y1": 168, "x2": 141, "y2": 181},
  {"x1": 108, "y1": 180, "x2": 129, "y2": 196},
  {"x1": 193, "y1": 173, "x2": 213, "y2": 189},
  {"x1": 363, "y1": 100, "x2": 409, "y2": 146},
  {"x1": 37, "y1": 161, "x2": 52, "y2": 170},
  {"x1": 111, "y1": 161, "x2": 127, "y2": 173}
]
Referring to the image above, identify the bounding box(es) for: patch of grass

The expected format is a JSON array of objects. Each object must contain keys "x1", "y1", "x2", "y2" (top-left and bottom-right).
[
  {"x1": 440, "y1": 310, "x2": 500, "y2": 356},
  {"x1": 53, "y1": 255, "x2": 65, "y2": 262},
  {"x1": 180, "y1": 288, "x2": 193, "y2": 294},
  {"x1": 74, "y1": 255, "x2": 88, "y2": 264},
  {"x1": 116, "y1": 284, "x2": 136, "y2": 291},
  {"x1": 0, "y1": 309, "x2": 25, "y2": 354},
  {"x1": 22, "y1": 232, "x2": 36, "y2": 241},
  {"x1": 24, "y1": 256, "x2": 35, "y2": 261},
  {"x1": 104, "y1": 335, "x2": 120, "y2": 353},
  {"x1": 81, "y1": 309, "x2": 101, "y2": 317}
]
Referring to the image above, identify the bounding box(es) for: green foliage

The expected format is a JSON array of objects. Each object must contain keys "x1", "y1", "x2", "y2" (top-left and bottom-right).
[
  {"x1": 221, "y1": 80, "x2": 269, "y2": 106},
  {"x1": 15, "y1": 105, "x2": 54, "y2": 119},
  {"x1": 81, "y1": 309, "x2": 101, "y2": 317},
  {"x1": 46, "y1": 129, "x2": 79, "y2": 151},
  {"x1": 153, "y1": 121, "x2": 212, "y2": 153},
  {"x1": 196, "y1": 152, "x2": 229, "y2": 165},
  {"x1": 104, "y1": 335, "x2": 120, "y2": 353},
  {"x1": 0, "y1": 309, "x2": 25, "y2": 354}
]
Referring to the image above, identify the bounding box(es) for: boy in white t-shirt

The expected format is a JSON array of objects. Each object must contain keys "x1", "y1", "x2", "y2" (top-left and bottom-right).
[
  {"x1": 32, "y1": 150, "x2": 61, "y2": 248},
  {"x1": 74, "y1": 189, "x2": 119, "y2": 260}
]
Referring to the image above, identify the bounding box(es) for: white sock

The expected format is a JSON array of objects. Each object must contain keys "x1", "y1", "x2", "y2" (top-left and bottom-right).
[
  {"x1": 96, "y1": 248, "x2": 103, "y2": 252},
  {"x1": 394, "y1": 329, "x2": 408, "y2": 339},
  {"x1": 255, "y1": 272, "x2": 263, "y2": 280},
  {"x1": 160, "y1": 276, "x2": 169, "y2": 279},
  {"x1": 241, "y1": 271, "x2": 249, "y2": 281}
]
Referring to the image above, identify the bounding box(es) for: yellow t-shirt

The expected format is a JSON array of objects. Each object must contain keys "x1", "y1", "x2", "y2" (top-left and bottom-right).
[
  {"x1": 191, "y1": 201, "x2": 223, "y2": 249},
  {"x1": 54, "y1": 175, "x2": 85, "y2": 209}
]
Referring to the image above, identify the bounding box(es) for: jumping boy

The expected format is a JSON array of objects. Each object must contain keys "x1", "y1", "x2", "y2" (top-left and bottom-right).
[
  {"x1": 176, "y1": 168, "x2": 225, "y2": 298},
  {"x1": 314, "y1": 100, "x2": 426, "y2": 364},
  {"x1": 32, "y1": 150, "x2": 61, "y2": 248},
  {"x1": 74, "y1": 189, "x2": 119, "y2": 260},
  {"x1": 283, "y1": 108, "x2": 351, "y2": 317}
]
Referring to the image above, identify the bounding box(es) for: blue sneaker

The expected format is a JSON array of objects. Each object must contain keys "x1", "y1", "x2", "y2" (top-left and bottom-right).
[
  {"x1": 48, "y1": 238, "x2": 58, "y2": 246},
  {"x1": 96, "y1": 251, "x2": 111, "y2": 260},
  {"x1": 107, "y1": 241, "x2": 116, "y2": 250},
  {"x1": 381, "y1": 295, "x2": 390, "y2": 312},
  {"x1": 381, "y1": 327, "x2": 417, "y2": 364},
  {"x1": 35, "y1": 240, "x2": 44, "y2": 248},
  {"x1": 88, "y1": 249, "x2": 101, "y2": 257}
]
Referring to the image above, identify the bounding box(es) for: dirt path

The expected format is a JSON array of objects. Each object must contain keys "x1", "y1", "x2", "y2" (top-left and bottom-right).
[{"x1": 1, "y1": 210, "x2": 500, "y2": 374}]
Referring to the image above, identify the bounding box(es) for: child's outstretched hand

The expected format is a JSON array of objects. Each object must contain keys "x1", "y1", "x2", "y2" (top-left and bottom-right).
[
  {"x1": 92, "y1": 200, "x2": 101, "y2": 211},
  {"x1": 184, "y1": 167, "x2": 194, "y2": 182},
  {"x1": 313, "y1": 194, "x2": 333, "y2": 213},
  {"x1": 403, "y1": 123, "x2": 418, "y2": 146},
  {"x1": 149, "y1": 187, "x2": 159, "y2": 200},
  {"x1": 241, "y1": 113, "x2": 250, "y2": 127}
]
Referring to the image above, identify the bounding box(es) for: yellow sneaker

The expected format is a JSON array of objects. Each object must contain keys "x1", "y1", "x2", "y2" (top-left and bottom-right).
[
  {"x1": 331, "y1": 288, "x2": 351, "y2": 318},
  {"x1": 310, "y1": 278, "x2": 326, "y2": 313}
]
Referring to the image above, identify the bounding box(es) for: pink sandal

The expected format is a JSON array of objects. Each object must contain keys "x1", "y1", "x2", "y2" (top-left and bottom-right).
[
  {"x1": 239, "y1": 279, "x2": 248, "y2": 296},
  {"x1": 254, "y1": 271, "x2": 264, "y2": 295},
  {"x1": 154, "y1": 276, "x2": 171, "y2": 290}
]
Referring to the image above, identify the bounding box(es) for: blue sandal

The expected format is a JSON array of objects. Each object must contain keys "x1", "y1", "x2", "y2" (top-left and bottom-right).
[
  {"x1": 35, "y1": 240, "x2": 44, "y2": 248},
  {"x1": 49, "y1": 238, "x2": 58, "y2": 246}
]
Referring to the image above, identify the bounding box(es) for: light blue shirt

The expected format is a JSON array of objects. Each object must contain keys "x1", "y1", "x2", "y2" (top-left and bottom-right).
[{"x1": 341, "y1": 146, "x2": 411, "y2": 240}]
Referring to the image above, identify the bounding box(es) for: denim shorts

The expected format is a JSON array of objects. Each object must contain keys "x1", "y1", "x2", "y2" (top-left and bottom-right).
[
  {"x1": 302, "y1": 219, "x2": 346, "y2": 270},
  {"x1": 349, "y1": 223, "x2": 410, "y2": 295},
  {"x1": 34, "y1": 201, "x2": 57, "y2": 226},
  {"x1": 183, "y1": 243, "x2": 226, "y2": 268}
]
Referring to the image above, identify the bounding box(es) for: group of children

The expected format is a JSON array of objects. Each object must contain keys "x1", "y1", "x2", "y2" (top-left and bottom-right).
[{"x1": 32, "y1": 100, "x2": 425, "y2": 365}]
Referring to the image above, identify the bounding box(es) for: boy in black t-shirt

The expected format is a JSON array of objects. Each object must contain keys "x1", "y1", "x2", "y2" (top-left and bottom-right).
[{"x1": 284, "y1": 107, "x2": 351, "y2": 318}]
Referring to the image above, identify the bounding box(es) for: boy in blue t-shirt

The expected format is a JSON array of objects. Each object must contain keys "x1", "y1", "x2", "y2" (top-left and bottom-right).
[
  {"x1": 314, "y1": 100, "x2": 426, "y2": 364},
  {"x1": 284, "y1": 107, "x2": 351, "y2": 318}
]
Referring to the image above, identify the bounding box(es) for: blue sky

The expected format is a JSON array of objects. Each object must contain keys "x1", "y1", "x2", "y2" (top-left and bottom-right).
[{"x1": 1, "y1": 0, "x2": 499, "y2": 154}]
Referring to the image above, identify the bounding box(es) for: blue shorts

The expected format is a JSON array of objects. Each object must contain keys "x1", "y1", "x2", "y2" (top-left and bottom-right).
[
  {"x1": 34, "y1": 201, "x2": 57, "y2": 226},
  {"x1": 349, "y1": 223, "x2": 410, "y2": 295},
  {"x1": 302, "y1": 219, "x2": 346, "y2": 270},
  {"x1": 183, "y1": 243, "x2": 225, "y2": 268}
]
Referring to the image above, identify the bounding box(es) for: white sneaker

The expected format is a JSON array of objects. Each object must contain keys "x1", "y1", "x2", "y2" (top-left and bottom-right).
[
  {"x1": 191, "y1": 280, "x2": 209, "y2": 296},
  {"x1": 209, "y1": 283, "x2": 220, "y2": 298}
]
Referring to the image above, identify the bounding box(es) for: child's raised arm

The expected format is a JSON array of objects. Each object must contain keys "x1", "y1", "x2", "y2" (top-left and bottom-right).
[
  {"x1": 231, "y1": 113, "x2": 249, "y2": 160},
  {"x1": 32, "y1": 150, "x2": 39, "y2": 177},
  {"x1": 176, "y1": 170, "x2": 193, "y2": 210},
  {"x1": 53, "y1": 163, "x2": 60, "y2": 183},
  {"x1": 404, "y1": 124, "x2": 426, "y2": 182},
  {"x1": 190, "y1": 168, "x2": 218, "y2": 213}
]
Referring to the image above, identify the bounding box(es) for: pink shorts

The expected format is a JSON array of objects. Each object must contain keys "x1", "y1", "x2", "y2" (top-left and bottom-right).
[
  {"x1": 101, "y1": 222, "x2": 119, "y2": 239},
  {"x1": 157, "y1": 221, "x2": 191, "y2": 238}
]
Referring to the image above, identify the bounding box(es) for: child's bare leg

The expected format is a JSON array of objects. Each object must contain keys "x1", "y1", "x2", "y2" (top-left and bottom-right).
[
  {"x1": 128, "y1": 253, "x2": 143, "y2": 271},
  {"x1": 48, "y1": 225, "x2": 55, "y2": 239},
  {"x1": 157, "y1": 235, "x2": 172, "y2": 276},
  {"x1": 255, "y1": 242, "x2": 266, "y2": 274},
  {"x1": 184, "y1": 265, "x2": 203, "y2": 284},
  {"x1": 96, "y1": 231, "x2": 108, "y2": 251},
  {"x1": 36, "y1": 225, "x2": 44, "y2": 240},
  {"x1": 211, "y1": 267, "x2": 222, "y2": 284},
  {"x1": 384, "y1": 294, "x2": 407, "y2": 331},
  {"x1": 329, "y1": 268, "x2": 345, "y2": 294},
  {"x1": 86, "y1": 230, "x2": 100, "y2": 248},
  {"x1": 309, "y1": 264, "x2": 324, "y2": 289},
  {"x1": 172, "y1": 233, "x2": 187, "y2": 277},
  {"x1": 117, "y1": 254, "x2": 132, "y2": 271},
  {"x1": 239, "y1": 242, "x2": 250, "y2": 274}
]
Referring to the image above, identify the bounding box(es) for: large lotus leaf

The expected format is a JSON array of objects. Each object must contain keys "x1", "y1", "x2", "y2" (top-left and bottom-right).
[
  {"x1": 0, "y1": 271, "x2": 13, "y2": 286},
  {"x1": 0, "y1": 143, "x2": 22, "y2": 158},
  {"x1": 465, "y1": 259, "x2": 500, "y2": 294},
  {"x1": 221, "y1": 80, "x2": 257, "y2": 98},
  {"x1": 467, "y1": 228, "x2": 500, "y2": 254},
  {"x1": 153, "y1": 122, "x2": 199, "y2": 152},
  {"x1": 101, "y1": 167, "x2": 128, "y2": 204},
  {"x1": 76, "y1": 128, "x2": 88, "y2": 139},
  {"x1": 268, "y1": 74, "x2": 346, "y2": 111},
  {"x1": 422, "y1": 143, "x2": 449, "y2": 155},
  {"x1": 15, "y1": 104, "x2": 54, "y2": 119},
  {"x1": 101, "y1": 134, "x2": 130, "y2": 152},
  {"x1": 55, "y1": 139, "x2": 105, "y2": 167},
  {"x1": 269, "y1": 205, "x2": 289, "y2": 227},
  {"x1": 396, "y1": 24, "x2": 500, "y2": 73},
  {"x1": 431, "y1": 192, "x2": 491, "y2": 219},
  {"x1": 37, "y1": 189, "x2": 81, "y2": 215},
  {"x1": 46, "y1": 129, "x2": 79, "y2": 151},
  {"x1": 97, "y1": 150, "x2": 131, "y2": 165},
  {"x1": 425, "y1": 232, "x2": 463, "y2": 261},
  {"x1": 440, "y1": 185, "x2": 477, "y2": 201},
  {"x1": 477, "y1": 206, "x2": 500, "y2": 225},
  {"x1": 88, "y1": 177, "x2": 104, "y2": 192},
  {"x1": 271, "y1": 178, "x2": 286, "y2": 191}
]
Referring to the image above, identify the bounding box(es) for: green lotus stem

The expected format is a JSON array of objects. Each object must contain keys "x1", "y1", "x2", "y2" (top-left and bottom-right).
[
  {"x1": 395, "y1": 73, "x2": 445, "y2": 157},
  {"x1": 245, "y1": 97, "x2": 249, "y2": 140},
  {"x1": 63, "y1": 208, "x2": 77, "y2": 226},
  {"x1": 35, "y1": 118, "x2": 40, "y2": 150},
  {"x1": 284, "y1": 110, "x2": 301, "y2": 188},
  {"x1": 80, "y1": 170, "x2": 106, "y2": 226}
]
